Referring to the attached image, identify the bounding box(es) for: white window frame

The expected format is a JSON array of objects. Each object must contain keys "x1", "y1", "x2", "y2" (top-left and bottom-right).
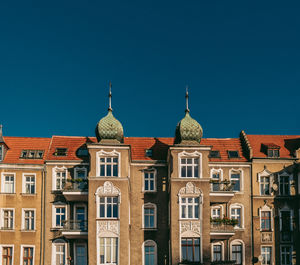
[
  {"x1": 258, "y1": 170, "x2": 272, "y2": 196},
  {"x1": 229, "y1": 168, "x2": 243, "y2": 192},
  {"x1": 279, "y1": 172, "x2": 291, "y2": 196},
  {"x1": 20, "y1": 245, "x2": 35, "y2": 265},
  {"x1": 96, "y1": 150, "x2": 121, "y2": 177},
  {"x1": 1, "y1": 173, "x2": 15, "y2": 194},
  {"x1": 179, "y1": 196, "x2": 200, "y2": 220},
  {"x1": 230, "y1": 203, "x2": 244, "y2": 229},
  {"x1": 98, "y1": 237, "x2": 118, "y2": 265},
  {"x1": 142, "y1": 203, "x2": 157, "y2": 229},
  {"x1": 22, "y1": 173, "x2": 36, "y2": 194},
  {"x1": 74, "y1": 167, "x2": 87, "y2": 180},
  {"x1": 178, "y1": 151, "x2": 202, "y2": 178},
  {"x1": 51, "y1": 239, "x2": 67, "y2": 265},
  {"x1": 180, "y1": 237, "x2": 202, "y2": 263},
  {"x1": 52, "y1": 166, "x2": 67, "y2": 191},
  {"x1": 1, "y1": 208, "x2": 15, "y2": 230},
  {"x1": 210, "y1": 168, "x2": 223, "y2": 191},
  {"x1": 211, "y1": 205, "x2": 223, "y2": 220},
  {"x1": 0, "y1": 145, "x2": 3, "y2": 161},
  {"x1": 52, "y1": 204, "x2": 67, "y2": 228},
  {"x1": 142, "y1": 240, "x2": 157, "y2": 265},
  {"x1": 230, "y1": 240, "x2": 245, "y2": 265},
  {"x1": 0, "y1": 244, "x2": 14, "y2": 265},
  {"x1": 211, "y1": 242, "x2": 224, "y2": 262},
  {"x1": 259, "y1": 205, "x2": 273, "y2": 232},
  {"x1": 21, "y1": 208, "x2": 36, "y2": 231},
  {"x1": 280, "y1": 245, "x2": 292, "y2": 265},
  {"x1": 143, "y1": 169, "x2": 157, "y2": 192},
  {"x1": 261, "y1": 246, "x2": 272, "y2": 265},
  {"x1": 98, "y1": 196, "x2": 119, "y2": 219}
]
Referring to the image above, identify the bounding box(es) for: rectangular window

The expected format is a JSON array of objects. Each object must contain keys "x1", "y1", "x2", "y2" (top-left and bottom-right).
[
  {"x1": 24, "y1": 210, "x2": 35, "y2": 230},
  {"x1": 211, "y1": 172, "x2": 220, "y2": 191},
  {"x1": 280, "y1": 176, "x2": 290, "y2": 195},
  {"x1": 24, "y1": 175, "x2": 35, "y2": 194},
  {"x1": 56, "y1": 170, "x2": 66, "y2": 190},
  {"x1": 231, "y1": 244, "x2": 242, "y2": 265},
  {"x1": 99, "y1": 238, "x2": 118, "y2": 264},
  {"x1": 261, "y1": 246, "x2": 272, "y2": 265},
  {"x1": 181, "y1": 238, "x2": 200, "y2": 262},
  {"x1": 228, "y1": 150, "x2": 239, "y2": 158},
  {"x1": 230, "y1": 173, "x2": 240, "y2": 192},
  {"x1": 144, "y1": 243, "x2": 155, "y2": 265},
  {"x1": 2, "y1": 246, "x2": 13, "y2": 265},
  {"x1": 231, "y1": 207, "x2": 241, "y2": 228},
  {"x1": 100, "y1": 157, "x2": 118, "y2": 177},
  {"x1": 180, "y1": 158, "x2": 199, "y2": 178},
  {"x1": 54, "y1": 206, "x2": 66, "y2": 228},
  {"x1": 144, "y1": 206, "x2": 155, "y2": 229},
  {"x1": 54, "y1": 244, "x2": 65, "y2": 265},
  {"x1": 54, "y1": 148, "x2": 67, "y2": 156},
  {"x1": 2, "y1": 175, "x2": 15, "y2": 193},
  {"x1": 261, "y1": 211, "x2": 271, "y2": 231},
  {"x1": 22, "y1": 247, "x2": 33, "y2": 265},
  {"x1": 280, "y1": 211, "x2": 292, "y2": 242},
  {"x1": 181, "y1": 197, "x2": 199, "y2": 219},
  {"x1": 212, "y1": 244, "x2": 222, "y2": 262},
  {"x1": 144, "y1": 171, "x2": 155, "y2": 192},
  {"x1": 281, "y1": 246, "x2": 292, "y2": 265},
  {"x1": 99, "y1": 197, "x2": 118, "y2": 219},
  {"x1": 260, "y1": 176, "x2": 270, "y2": 195},
  {"x1": 268, "y1": 149, "x2": 279, "y2": 158},
  {"x1": 2, "y1": 209, "x2": 14, "y2": 230},
  {"x1": 211, "y1": 207, "x2": 221, "y2": 220}
]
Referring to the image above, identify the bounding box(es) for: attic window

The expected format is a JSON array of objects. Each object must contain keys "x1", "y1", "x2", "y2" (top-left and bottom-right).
[
  {"x1": 145, "y1": 149, "x2": 153, "y2": 157},
  {"x1": 209, "y1": 150, "x2": 220, "y2": 158},
  {"x1": 54, "y1": 148, "x2": 68, "y2": 156},
  {"x1": 20, "y1": 150, "x2": 44, "y2": 159},
  {"x1": 77, "y1": 148, "x2": 89, "y2": 156},
  {"x1": 267, "y1": 149, "x2": 279, "y2": 158},
  {"x1": 228, "y1": 150, "x2": 240, "y2": 158}
]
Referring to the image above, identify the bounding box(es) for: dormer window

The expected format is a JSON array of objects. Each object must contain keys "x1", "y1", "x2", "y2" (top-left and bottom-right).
[
  {"x1": 228, "y1": 151, "x2": 240, "y2": 158},
  {"x1": 267, "y1": 149, "x2": 279, "y2": 158},
  {"x1": 20, "y1": 150, "x2": 44, "y2": 159},
  {"x1": 54, "y1": 148, "x2": 67, "y2": 156},
  {"x1": 262, "y1": 143, "x2": 280, "y2": 158},
  {"x1": 145, "y1": 149, "x2": 153, "y2": 157},
  {"x1": 209, "y1": 150, "x2": 220, "y2": 158}
]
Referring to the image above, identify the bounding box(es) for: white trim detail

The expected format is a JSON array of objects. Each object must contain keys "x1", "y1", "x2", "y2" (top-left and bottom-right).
[
  {"x1": 230, "y1": 239, "x2": 245, "y2": 265},
  {"x1": 51, "y1": 239, "x2": 68, "y2": 265},
  {"x1": 229, "y1": 168, "x2": 244, "y2": 193},
  {"x1": 229, "y1": 203, "x2": 244, "y2": 229},
  {"x1": 52, "y1": 166, "x2": 67, "y2": 191},
  {"x1": 211, "y1": 241, "x2": 224, "y2": 262},
  {"x1": 142, "y1": 203, "x2": 157, "y2": 229},
  {"x1": 20, "y1": 245, "x2": 35, "y2": 265},
  {"x1": 259, "y1": 204, "x2": 273, "y2": 232},
  {"x1": 1, "y1": 172, "x2": 16, "y2": 193},
  {"x1": 0, "y1": 244, "x2": 14, "y2": 265},
  {"x1": 52, "y1": 203, "x2": 67, "y2": 228},
  {"x1": 22, "y1": 173, "x2": 36, "y2": 194},
  {"x1": 21, "y1": 208, "x2": 36, "y2": 231},
  {"x1": 0, "y1": 208, "x2": 15, "y2": 230},
  {"x1": 142, "y1": 168, "x2": 157, "y2": 192},
  {"x1": 178, "y1": 151, "x2": 202, "y2": 178}
]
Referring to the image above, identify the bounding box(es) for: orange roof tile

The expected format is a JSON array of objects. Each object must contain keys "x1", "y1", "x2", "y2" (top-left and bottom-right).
[
  {"x1": 247, "y1": 135, "x2": 300, "y2": 158},
  {"x1": 2, "y1": 137, "x2": 51, "y2": 164}
]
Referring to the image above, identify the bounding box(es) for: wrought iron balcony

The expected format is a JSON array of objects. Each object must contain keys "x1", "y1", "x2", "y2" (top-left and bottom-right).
[
  {"x1": 62, "y1": 180, "x2": 88, "y2": 201},
  {"x1": 210, "y1": 222, "x2": 236, "y2": 239},
  {"x1": 61, "y1": 220, "x2": 88, "y2": 239},
  {"x1": 209, "y1": 180, "x2": 235, "y2": 203}
]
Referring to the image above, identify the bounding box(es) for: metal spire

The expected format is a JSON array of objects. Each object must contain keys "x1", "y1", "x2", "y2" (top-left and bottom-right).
[
  {"x1": 185, "y1": 86, "x2": 190, "y2": 113},
  {"x1": 0, "y1": 124, "x2": 4, "y2": 142},
  {"x1": 108, "y1": 81, "x2": 112, "y2": 111}
]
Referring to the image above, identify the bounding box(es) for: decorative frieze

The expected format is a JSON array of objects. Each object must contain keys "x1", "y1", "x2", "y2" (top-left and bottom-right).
[
  {"x1": 97, "y1": 220, "x2": 120, "y2": 236},
  {"x1": 261, "y1": 232, "x2": 272, "y2": 243},
  {"x1": 180, "y1": 221, "x2": 201, "y2": 236}
]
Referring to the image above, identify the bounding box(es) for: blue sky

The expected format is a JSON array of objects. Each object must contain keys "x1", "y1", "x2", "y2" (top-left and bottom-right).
[{"x1": 0, "y1": 0, "x2": 299, "y2": 138}]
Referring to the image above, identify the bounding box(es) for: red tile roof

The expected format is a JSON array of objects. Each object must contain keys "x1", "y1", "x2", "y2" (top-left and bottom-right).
[
  {"x1": 246, "y1": 135, "x2": 300, "y2": 158},
  {"x1": 46, "y1": 136, "x2": 96, "y2": 161},
  {"x1": 2, "y1": 137, "x2": 51, "y2": 164}
]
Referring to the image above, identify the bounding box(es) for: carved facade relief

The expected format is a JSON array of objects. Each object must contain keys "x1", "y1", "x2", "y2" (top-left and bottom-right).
[
  {"x1": 97, "y1": 220, "x2": 120, "y2": 236},
  {"x1": 96, "y1": 181, "x2": 120, "y2": 197},
  {"x1": 178, "y1": 182, "x2": 202, "y2": 196},
  {"x1": 261, "y1": 232, "x2": 273, "y2": 243},
  {"x1": 180, "y1": 221, "x2": 201, "y2": 236}
]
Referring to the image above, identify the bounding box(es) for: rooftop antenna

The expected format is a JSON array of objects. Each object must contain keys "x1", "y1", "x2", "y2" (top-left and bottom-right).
[
  {"x1": 185, "y1": 86, "x2": 190, "y2": 113},
  {"x1": 108, "y1": 81, "x2": 112, "y2": 111}
]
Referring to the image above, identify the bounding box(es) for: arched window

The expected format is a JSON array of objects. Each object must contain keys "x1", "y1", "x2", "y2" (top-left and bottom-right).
[
  {"x1": 210, "y1": 168, "x2": 223, "y2": 191},
  {"x1": 52, "y1": 166, "x2": 67, "y2": 191},
  {"x1": 143, "y1": 240, "x2": 157, "y2": 265},
  {"x1": 229, "y1": 168, "x2": 243, "y2": 192},
  {"x1": 52, "y1": 239, "x2": 67, "y2": 265},
  {"x1": 230, "y1": 203, "x2": 244, "y2": 229},
  {"x1": 230, "y1": 240, "x2": 245, "y2": 265},
  {"x1": 211, "y1": 241, "x2": 224, "y2": 262}
]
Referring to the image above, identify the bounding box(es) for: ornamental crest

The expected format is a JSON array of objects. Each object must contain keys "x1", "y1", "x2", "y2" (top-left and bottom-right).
[
  {"x1": 96, "y1": 181, "x2": 120, "y2": 196},
  {"x1": 97, "y1": 221, "x2": 119, "y2": 236},
  {"x1": 178, "y1": 182, "x2": 201, "y2": 196},
  {"x1": 180, "y1": 221, "x2": 201, "y2": 236}
]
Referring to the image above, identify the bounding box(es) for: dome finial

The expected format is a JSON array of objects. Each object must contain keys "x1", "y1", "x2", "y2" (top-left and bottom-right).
[
  {"x1": 108, "y1": 81, "x2": 112, "y2": 111},
  {"x1": 185, "y1": 85, "x2": 190, "y2": 113}
]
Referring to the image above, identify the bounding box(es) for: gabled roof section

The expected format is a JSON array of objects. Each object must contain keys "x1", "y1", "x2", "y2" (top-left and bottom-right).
[
  {"x1": 46, "y1": 136, "x2": 97, "y2": 161},
  {"x1": 2, "y1": 137, "x2": 51, "y2": 164},
  {"x1": 246, "y1": 134, "x2": 300, "y2": 158}
]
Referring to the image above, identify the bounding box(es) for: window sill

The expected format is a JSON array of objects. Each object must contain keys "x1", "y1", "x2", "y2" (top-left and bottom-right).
[
  {"x1": 0, "y1": 228, "x2": 15, "y2": 232},
  {"x1": 96, "y1": 218, "x2": 119, "y2": 221},
  {"x1": 50, "y1": 227, "x2": 63, "y2": 231},
  {"x1": 51, "y1": 190, "x2": 63, "y2": 194},
  {"x1": 0, "y1": 192, "x2": 16, "y2": 195},
  {"x1": 142, "y1": 228, "x2": 157, "y2": 231},
  {"x1": 21, "y1": 229, "x2": 36, "y2": 232},
  {"x1": 233, "y1": 227, "x2": 245, "y2": 231},
  {"x1": 143, "y1": 190, "x2": 157, "y2": 193},
  {"x1": 20, "y1": 193, "x2": 37, "y2": 196},
  {"x1": 179, "y1": 218, "x2": 200, "y2": 221}
]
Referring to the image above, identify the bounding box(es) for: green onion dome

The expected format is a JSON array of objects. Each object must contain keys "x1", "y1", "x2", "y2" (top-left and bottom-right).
[
  {"x1": 175, "y1": 110, "x2": 203, "y2": 144},
  {"x1": 97, "y1": 109, "x2": 124, "y2": 143}
]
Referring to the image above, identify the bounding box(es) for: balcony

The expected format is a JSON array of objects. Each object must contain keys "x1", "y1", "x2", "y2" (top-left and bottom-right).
[
  {"x1": 209, "y1": 180, "x2": 235, "y2": 203},
  {"x1": 210, "y1": 221, "x2": 236, "y2": 240},
  {"x1": 62, "y1": 180, "x2": 88, "y2": 201},
  {"x1": 61, "y1": 220, "x2": 88, "y2": 239}
]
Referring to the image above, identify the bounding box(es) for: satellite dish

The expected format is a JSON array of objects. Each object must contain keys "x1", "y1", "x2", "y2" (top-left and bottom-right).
[{"x1": 258, "y1": 255, "x2": 264, "y2": 262}]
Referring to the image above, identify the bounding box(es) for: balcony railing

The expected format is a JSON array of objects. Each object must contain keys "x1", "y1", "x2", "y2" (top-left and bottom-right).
[
  {"x1": 210, "y1": 180, "x2": 233, "y2": 192},
  {"x1": 63, "y1": 179, "x2": 88, "y2": 192},
  {"x1": 62, "y1": 220, "x2": 88, "y2": 232},
  {"x1": 210, "y1": 222, "x2": 236, "y2": 233}
]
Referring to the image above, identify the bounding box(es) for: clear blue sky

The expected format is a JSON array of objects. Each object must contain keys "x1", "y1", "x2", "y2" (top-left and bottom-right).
[{"x1": 1, "y1": 0, "x2": 299, "y2": 138}]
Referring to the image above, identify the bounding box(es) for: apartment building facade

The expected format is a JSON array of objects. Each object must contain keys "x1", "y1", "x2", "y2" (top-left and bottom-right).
[{"x1": 0, "y1": 93, "x2": 299, "y2": 265}]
